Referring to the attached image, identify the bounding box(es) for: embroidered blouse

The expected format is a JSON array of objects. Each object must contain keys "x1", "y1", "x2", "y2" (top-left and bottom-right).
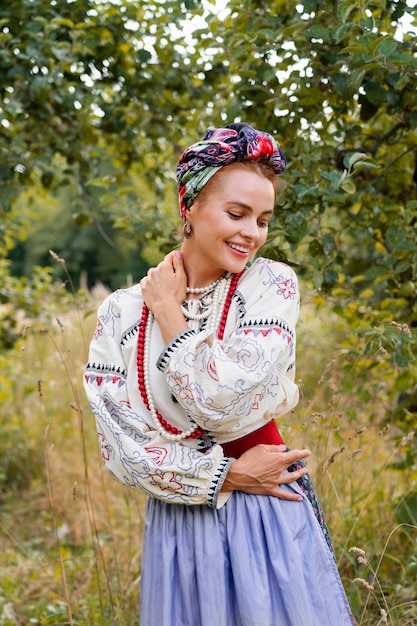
[{"x1": 84, "y1": 257, "x2": 300, "y2": 509}]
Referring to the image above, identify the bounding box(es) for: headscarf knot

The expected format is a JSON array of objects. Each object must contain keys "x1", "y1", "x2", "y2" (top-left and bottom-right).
[{"x1": 176, "y1": 122, "x2": 286, "y2": 220}]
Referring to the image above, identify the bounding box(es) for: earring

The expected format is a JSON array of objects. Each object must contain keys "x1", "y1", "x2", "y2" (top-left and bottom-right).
[{"x1": 183, "y1": 220, "x2": 193, "y2": 239}]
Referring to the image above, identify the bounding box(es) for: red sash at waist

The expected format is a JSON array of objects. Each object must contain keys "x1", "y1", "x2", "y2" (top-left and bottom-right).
[{"x1": 221, "y1": 420, "x2": 285, "y2": 459}]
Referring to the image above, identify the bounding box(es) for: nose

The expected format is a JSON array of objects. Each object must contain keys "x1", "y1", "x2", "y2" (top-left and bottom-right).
[{"x1": 240, "y1": 218, "x2": 259, "y2": 240}]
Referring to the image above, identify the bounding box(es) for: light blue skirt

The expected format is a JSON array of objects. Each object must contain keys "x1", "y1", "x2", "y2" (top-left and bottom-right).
[{"x1": 140, "y1": 484, "x2": 356, "y2": 626}]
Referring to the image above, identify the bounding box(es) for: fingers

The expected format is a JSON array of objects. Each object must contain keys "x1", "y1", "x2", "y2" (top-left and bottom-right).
[
  {"x1": 223, "y1": 443, "x2": 312, "y2": 501},
  {"x1": 172, "y1": 250, "x2": 184, "y2": 274},
  {"x1": 261, "y1": 444, "x2": 311, "y2": 457},
  {"x1": 256, "y1": 445, "x2": 312, "y2": 468},
  {"x1": 282, "y1": 448, "x2": 312, "y2": 465},
  {"x1": 279, "y1": 465, "x2": 309, "y2": 485},
  {"x1": 144, "y1": 253, "x2": 185, "y2": 288},
  {"x1": 161, "y1": 250, "x2": 184, "y2": 275},
  {"x1": 271, "y1": 486, "x2": 304, "y2": 502},
  {"x1": 270, "y1": 465, "x2": 309, "y2": 501},
  {"x1": 280, "y1": 446, "x2": 311, "y2": 459}
]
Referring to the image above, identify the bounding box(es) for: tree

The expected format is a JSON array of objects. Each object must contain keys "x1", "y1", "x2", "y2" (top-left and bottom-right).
[
  {"x1": 194, "y1": 0, "x2": 416, "y2": 309},
  {"x1": 1, "y1": 0, "x2": 416, "y2": 397},
  {"x1": 0, "y1": 0, "x2": 218, "y2": 304},
  {"x1": 191, "y1": 0, "x2": 417, "y2": 428},
  {"x1": 1, "y1": 3, "x2": 416, "y2": 620}
]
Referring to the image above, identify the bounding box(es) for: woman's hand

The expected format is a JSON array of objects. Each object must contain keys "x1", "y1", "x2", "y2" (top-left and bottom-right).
[
  {"x1": 141, "y1": 251, "x2": 187, "y2": 311},
  {"x1": 222, "y1": 444, "x2": 311, "y2": 501},
  {"x1": 140, "y1": 251, "x2": 189, "y2": 344}
]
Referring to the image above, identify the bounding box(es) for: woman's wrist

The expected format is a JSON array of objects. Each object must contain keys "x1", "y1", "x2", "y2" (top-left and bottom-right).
[
  {"x1": 152, "y1": 302, "x2": 189, "y2": 345},
  {"x1": 221, "y1": 459, "x2": 247, "y2": 492},
  {"x1": 207, "y1": 457, "x2": 234, "y2": 508}
]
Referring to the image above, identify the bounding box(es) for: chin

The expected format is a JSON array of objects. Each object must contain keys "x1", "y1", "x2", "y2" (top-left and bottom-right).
[
  {"x1": 226, "y1": 259, "x2": 250, "y2": 274},
  {"x1": 218, "y1": 250, "x2": 255, "y2": 275}
]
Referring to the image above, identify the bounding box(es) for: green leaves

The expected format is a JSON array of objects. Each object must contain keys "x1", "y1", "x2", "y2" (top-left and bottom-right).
[{"x1": 1, "y1": 0, "x2": 416, "y2": 359}]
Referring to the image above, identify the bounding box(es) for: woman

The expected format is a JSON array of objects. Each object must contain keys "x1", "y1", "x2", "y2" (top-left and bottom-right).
[{"x1": 84, "y1": 123, "x2": 356, "y2": 626}]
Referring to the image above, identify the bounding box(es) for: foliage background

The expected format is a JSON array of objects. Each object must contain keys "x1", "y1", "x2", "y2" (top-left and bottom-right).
[{"x1": 0, "y1": 0, "x2": 416, "y2": 623}]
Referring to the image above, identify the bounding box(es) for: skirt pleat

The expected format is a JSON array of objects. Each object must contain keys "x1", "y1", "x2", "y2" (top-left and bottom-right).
[{"x1": 140, "y1": 484, "x2": 355, "y2": 626}]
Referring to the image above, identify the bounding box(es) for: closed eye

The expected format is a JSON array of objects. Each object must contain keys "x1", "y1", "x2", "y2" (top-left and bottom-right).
[
  {"x1": 228, "y1": 212, "x2": 268, "y2": 223},
  {"x1": 258, "y1": 219, "x2": 270, "y2": 228}
]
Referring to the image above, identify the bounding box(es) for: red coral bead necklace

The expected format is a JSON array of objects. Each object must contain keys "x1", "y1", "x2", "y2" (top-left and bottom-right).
[{"x1": 137, "y1": 271, "x2": 242, "y2": 441}]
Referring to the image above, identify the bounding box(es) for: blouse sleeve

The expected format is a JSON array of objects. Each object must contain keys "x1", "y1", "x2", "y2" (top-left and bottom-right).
[
  {"x1": 83, "y1": 291, "x2": 233, "y2": 509},
  {"x1": 158, "y1": 259, "x2": 300, "y2": 437}
]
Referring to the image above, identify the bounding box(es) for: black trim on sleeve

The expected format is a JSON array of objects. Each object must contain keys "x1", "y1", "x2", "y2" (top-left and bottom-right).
[
  {"x1": 206, "y1": 457, "x2": 234, "y2": 509},
  {"x1": 85, "y1": 362, "x2": 127, "y2": 378},
  {"x1": 156, "y1": 329, "x2": 197, "y2": 371}
]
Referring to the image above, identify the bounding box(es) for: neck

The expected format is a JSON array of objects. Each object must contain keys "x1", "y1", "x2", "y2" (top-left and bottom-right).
[{"x1": 180, "y1": 246, "x2": 226, "y2": 290}]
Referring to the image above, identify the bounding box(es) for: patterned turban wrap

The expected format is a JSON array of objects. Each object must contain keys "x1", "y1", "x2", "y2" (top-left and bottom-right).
[{"x1": 176, "y1": 122, "x2": 286, "y2": 221}]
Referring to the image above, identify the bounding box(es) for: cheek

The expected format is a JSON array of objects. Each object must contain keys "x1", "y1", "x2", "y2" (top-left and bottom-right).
[
  {"x1": 249, "y1": 233, "x2": 267, "y2": 259},
  {"x1": 258, "y1": 227, "x2": 269, "y2": 246}
]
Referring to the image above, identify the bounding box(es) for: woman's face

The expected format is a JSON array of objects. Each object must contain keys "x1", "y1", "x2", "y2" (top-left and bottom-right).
[{"x1": 184, "y1": 163, "x2": 275, "y2": 281}]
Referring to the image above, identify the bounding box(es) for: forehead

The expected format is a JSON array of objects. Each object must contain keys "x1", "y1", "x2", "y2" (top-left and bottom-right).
[
  {"x1": 192, "y1": 165, "x2": 275, "y2": 217},
  {"x1": 208, "y1": 162, "x2": 276, "y2": 196}
]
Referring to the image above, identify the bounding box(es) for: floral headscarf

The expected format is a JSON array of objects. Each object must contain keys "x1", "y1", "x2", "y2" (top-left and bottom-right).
[{"x1": 176, "y1": 122, "x2": 286, "y2": 221}]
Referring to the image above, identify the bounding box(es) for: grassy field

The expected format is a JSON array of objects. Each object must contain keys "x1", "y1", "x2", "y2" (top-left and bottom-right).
[{"x1": 0, "y1": 288, "x2": 416, "y2": 625}]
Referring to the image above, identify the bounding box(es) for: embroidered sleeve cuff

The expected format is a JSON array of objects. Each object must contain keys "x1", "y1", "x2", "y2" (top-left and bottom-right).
[
  {"x1": 206, "y1": 456, "x2": 234, "y2": 509},
  {"x1": 156, "y1": 329, "x2": 196, "y2": 371}
]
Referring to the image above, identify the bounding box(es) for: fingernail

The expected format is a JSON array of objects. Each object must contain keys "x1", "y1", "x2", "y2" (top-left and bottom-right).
[{"x1": 175, "y1": 251, "x2": 182, "y2": 258}]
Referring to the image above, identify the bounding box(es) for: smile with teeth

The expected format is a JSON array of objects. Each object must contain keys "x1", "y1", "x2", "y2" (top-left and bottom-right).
[{"x1": 226, "y1": 242, "x2": 251, "y2": 253}]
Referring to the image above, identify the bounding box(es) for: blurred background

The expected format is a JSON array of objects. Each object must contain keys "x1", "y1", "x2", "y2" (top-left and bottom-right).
[{"x1": 0, "y1": 1, "x2": 416, "y2": 623}]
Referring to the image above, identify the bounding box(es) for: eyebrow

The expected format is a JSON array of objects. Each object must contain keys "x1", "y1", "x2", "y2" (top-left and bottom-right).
[{"x1": 226, "y1": 201, "x2": 274, "y2": 215}]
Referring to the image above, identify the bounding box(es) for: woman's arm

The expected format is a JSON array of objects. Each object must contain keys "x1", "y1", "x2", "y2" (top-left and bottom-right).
[
  {"x1": 140, "y1": 250, "x2": 189, "y2": 344},
  {"x1": 157, "y1": 258, "x2": 300, "y2": 436},
  {"x1": 142, "y1": 254, "x2": 311, "y2": 501},
  {"x1": 222, "y1": 444, "x2": 311, "y2": 501},
  {"x1": 85, "y1": 289, "x2": 312, "y2": 507},
  {"x1": 87, "y1": 257, "x2": 313, "y2": 507},
  {"x1": 84, "y1": 289, "x2": 233, "y2": 509}
]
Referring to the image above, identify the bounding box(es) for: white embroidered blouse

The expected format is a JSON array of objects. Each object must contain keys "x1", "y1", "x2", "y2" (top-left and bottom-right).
[{"x1": 84, "y1": 257, "x2": 300, "y2": 509}]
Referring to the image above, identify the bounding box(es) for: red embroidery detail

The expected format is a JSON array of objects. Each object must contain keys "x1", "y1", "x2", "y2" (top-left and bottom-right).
[
  {"x1": 150, "y1": 471, "x2": 183, "y2": 491},
  {"x1": 112, "y1": 376, "x2": 121, "y2": 383},
  {"x1": 274, "y1": 327, "x2": 292, "y2": 344},
  {"x1": 98, "y1": 432, "x2": 111, "y2": 461},
  {"x1": 174, "y1": 374, "x2": 194, "y2": 401},
  {"x1": 206, "y1": 355, "x2": 219, "y2": 381},
  {"x1": 277, "y1": 278, "x2": 296, "y2": 299},
  {"x1": 251, "y1": 393, "x2": 264, "y2": 410},
  {"x1": 93, "y1": 320, "x2": 103, "y2": 340},
  {"x1": 145, "y1": 446, "x2": 168, "y2": 466},
  {"x1": 96, "y1": 376, "x2": 103, "y2": 386},
  {"x1": 137, "y1": 271, "x2": 242, "y2": 439}
]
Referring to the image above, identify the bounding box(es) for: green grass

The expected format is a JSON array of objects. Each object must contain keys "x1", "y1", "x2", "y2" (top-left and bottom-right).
[{"x1": 0, "y1": 291, "x2": 416, "y2": 625}]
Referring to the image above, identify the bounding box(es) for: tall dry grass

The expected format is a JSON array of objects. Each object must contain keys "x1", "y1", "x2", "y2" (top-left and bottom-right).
[{"x1": 0, "y1": 284, "x2": 416, "y2": 625}]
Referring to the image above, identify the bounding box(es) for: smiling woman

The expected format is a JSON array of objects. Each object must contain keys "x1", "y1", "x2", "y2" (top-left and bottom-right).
[
  {"x1": 84, "y1": 122, "x2": 357, "y2": 626},
  {"x1": 181, "y1": 162, "x2": 275, "y2": 286}
]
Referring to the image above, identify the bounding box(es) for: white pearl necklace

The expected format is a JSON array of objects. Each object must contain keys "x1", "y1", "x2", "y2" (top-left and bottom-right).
[
  {"x1": 185, "y1": 276, "x2": 223, "y2": 295},
  {"x1": 180, "y1": 298, "x2": 211, "y2": 322},
  {"x1": 181, "y1": 275, "x2": 231, "y2": 323},
  {"x1": 207, "y1": 276, "x2": 230, "y2": 334},
  {"x1": 143, "y1": 274, "x2": 232, "y2": 441},
  {"x1": 144, "y1": 312, "x2": 198, "y2": 441}
]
